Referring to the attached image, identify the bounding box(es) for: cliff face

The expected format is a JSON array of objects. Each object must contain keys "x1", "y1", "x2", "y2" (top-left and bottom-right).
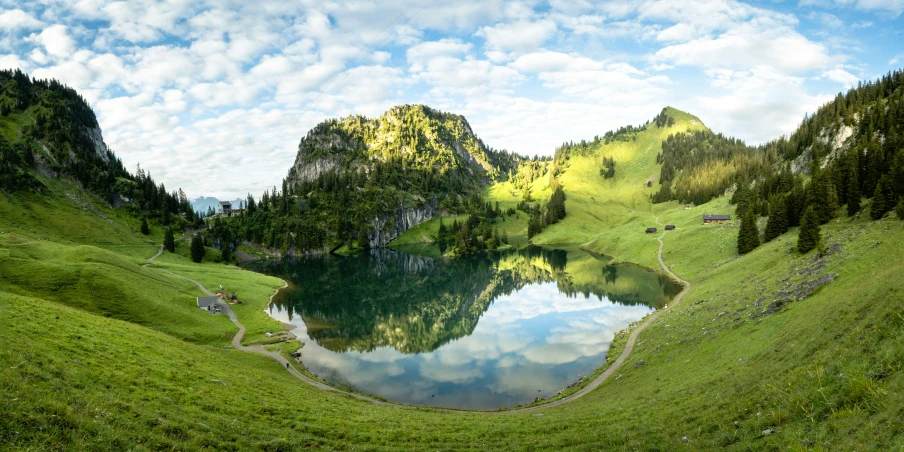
[
  {"x1": 290, "y1": 157, "x2": 341, "y2": 184},
  {"x1": 369, "y1": 200, "x2": 437, "y2": 247},
  {"x1": 83, "y1": 127, "x2": 111, "y2": 163}
]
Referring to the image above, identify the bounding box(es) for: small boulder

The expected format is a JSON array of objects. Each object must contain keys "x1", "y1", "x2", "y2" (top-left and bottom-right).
[{"x1": 635, "y1": 360, "x2": 646, "y2": 367}]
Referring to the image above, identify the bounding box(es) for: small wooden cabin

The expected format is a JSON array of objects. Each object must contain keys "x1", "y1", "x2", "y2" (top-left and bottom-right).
[
  {"x1": 665, "y1": 225, "x2": 675, "y2": 230},
  {"x1": 645, "y1": 227, "x2": 657, "y2": 234},
  {"x1": 703, "y1": 214, "x2": 731, "y2": 224},
  {"x1": 197, "y1": 296, "x2": 220, "y2": 312}
]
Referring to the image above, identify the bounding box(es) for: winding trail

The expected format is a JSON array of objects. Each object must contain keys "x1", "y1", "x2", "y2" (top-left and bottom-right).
[
  {"x1": 142, "y1": 243, "x2": 163, "y2": 267},
  {"x1": 146, "y1": 230, "x2": 691, "y2": 414},
  {"x1": 161, "y1": 269, "x2": 394, "y2": 406}
]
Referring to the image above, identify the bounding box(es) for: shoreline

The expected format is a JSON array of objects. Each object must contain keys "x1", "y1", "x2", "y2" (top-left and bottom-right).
[{"x1": 242, "y1": 238, "x2": 691, "y2": 413}]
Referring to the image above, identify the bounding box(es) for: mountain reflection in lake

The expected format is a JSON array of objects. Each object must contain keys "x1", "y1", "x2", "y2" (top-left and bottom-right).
[{"x1": 251, "y1": 246, "x2": 681, "y2": 410}]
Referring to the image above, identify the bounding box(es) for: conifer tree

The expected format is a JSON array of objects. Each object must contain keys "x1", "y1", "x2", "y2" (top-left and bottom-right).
[
  {"x1": 870, "y1": 181, "x2": 888, "y2": 219},
  {"x1": 163, "y1": 227, "x2": 175, "y2": 252},
  {"x1": 527, "y1": 215, "x2": 541, "y2": 239},
  {"x1": 140, "y1": 217, "x2": 149, "y2": 235},
  {"x1": 357, "y1": 228, "x2": 370, "y2": 250},
  {"x1": 785, "y1": 184, "x2": 806, "y2": 227},
  {"x1": 190, "y1": 235, "x2": 204, "y2": 263},
  {"x1": 798, "y1": 206, "x2": 821, "y2": 253},
  {"x1": 763, "y1": 197, "x2": 788, "y2": 242},
  {"x1": 734, "y1": 183, "x2": 751, "y2": 215},
  {"x1": 737, "y1": 209, "x2": 760, "y2": 254},
  {"x1": 847, "y1": 156, "x2": 861, "y2": 216},
  {"x1": 808, "y1": 169, "x2": 838, "y2": 224},
  {"x1": 896, "y1": 198, "x2": 904, "y2": 220}
]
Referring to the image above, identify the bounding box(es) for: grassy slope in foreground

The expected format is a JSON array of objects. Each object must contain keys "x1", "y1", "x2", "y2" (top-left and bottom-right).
[{"x1": 3, "y1": 191, "x2": 902, "y2": 450}]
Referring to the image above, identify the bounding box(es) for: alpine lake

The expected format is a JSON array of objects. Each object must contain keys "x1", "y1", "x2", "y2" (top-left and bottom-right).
[{"x1": 250, "y1": 246, "x2": 682, "y2": 410}]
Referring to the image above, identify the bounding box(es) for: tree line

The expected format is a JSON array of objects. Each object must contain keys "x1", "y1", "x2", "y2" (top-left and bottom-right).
[{"x1": 733, "y1": 69, "x2": 904, "y2": 255}]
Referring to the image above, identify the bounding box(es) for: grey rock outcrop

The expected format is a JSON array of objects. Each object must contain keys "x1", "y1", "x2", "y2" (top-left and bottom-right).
[
  {"x1": 290, "y1": 157, "x2": 341, "y2": 184},
  {"x1": 83, "y1": 127, "x2": 111, "y2": 163},
  {"x1": 369, "y1": 200, "x2": 437, "y2": 247}
]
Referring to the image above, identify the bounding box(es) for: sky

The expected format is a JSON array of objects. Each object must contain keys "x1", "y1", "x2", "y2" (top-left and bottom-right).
[{"x1": 1, "y1": 0, "x2": 903, "y2": 199}]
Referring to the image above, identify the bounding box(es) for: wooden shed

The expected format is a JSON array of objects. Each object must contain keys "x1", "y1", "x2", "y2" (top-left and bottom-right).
[{"x1": 703, "y1": 214, "x2": 731, "y2": 224}]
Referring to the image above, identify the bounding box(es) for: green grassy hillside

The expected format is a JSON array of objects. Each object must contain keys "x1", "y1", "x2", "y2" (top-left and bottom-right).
[
  {"x1": 530, "y1": 107, "x2": 707, "y2": 246},
  {"x1": 4, "y1": 100, "x2": 904, "y2": 449},
  {"x1": 4, "y1": 179, "x2": 903, "y2": 450},
  {"x1": 396, "y1": 106, "x2": 707, "y2": 249}
]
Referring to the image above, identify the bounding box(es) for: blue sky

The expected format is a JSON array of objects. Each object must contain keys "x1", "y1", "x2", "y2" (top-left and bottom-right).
[{"x1": 1, "y1": 0, "x2": 902, "y2": 199}]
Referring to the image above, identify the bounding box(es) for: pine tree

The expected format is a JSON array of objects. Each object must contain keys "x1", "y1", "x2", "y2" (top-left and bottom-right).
[
  {"x1": 140, "y1": 217, "x2": 149, "y2": 235},
  {"x1": 190, "y1": 235, "x2": 204, "y2": 263},
  {"x1": 798, "y1": 206, "x2": 821, "y2": 253},
  {"x1": 847, "y1": 154, "x2": 861, "y2": 216},
  {"x1": 734, "y1": 183, "x2": 751, "y2": 215},
  {"x1": 808, "y1": 169, "x2": 838, "y2": 224},
  {"x1": 737, "y1": 209, "x2": 760, "y2": 254},
  {"x1": 163, "y1": 227, "x2": 175, "y2": 252},
  {"x1": 527, "y1": 215, "x2": 541, "y2": 239},
  {"x1": 357, "y1": 227, "x2": 370, "y2": 250},
  {"x1": 870, "y1": 180, "x2": 888, "y2": 219},
  {"x1": 763, "y1": 197, "x2": 788, "y2": 242},
  {"x1": 785, "y1": 184, "x2": 806, "y2": 227}
]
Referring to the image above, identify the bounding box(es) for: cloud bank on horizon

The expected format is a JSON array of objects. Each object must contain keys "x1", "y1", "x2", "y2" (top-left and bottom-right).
[{"x1": 1, "y1": 0, "x2": 902, "y2": 199}]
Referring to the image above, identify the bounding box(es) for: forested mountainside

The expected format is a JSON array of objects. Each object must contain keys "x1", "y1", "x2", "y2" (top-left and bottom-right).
[
  {"x1": 212, "y1": 105, "x2": 526, "y2": 256},
  {"x1": 651, "y1": 70, "x2": 904, "y2": 227},
  {"x1": 0, "y1": 69, "x2": 199, "y2": 229}
]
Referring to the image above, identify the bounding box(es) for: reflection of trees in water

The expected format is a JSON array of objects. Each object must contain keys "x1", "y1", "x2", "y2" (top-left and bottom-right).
[
  {"x1": 257, "y1": 249, "x2": 501, "y2": 354},
  {"x1": 251, "y1": 247, "x2": 680, "y2": 354}
]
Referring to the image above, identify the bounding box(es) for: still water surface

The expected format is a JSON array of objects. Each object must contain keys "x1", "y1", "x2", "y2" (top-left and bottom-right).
[{"x1": 252, "y1": 247, "x2": 681, "y2": 409}]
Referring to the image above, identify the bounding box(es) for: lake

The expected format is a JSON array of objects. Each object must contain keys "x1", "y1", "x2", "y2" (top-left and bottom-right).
[{"x1": 251, "y1": 246, "x2": 682, "y2": 410}]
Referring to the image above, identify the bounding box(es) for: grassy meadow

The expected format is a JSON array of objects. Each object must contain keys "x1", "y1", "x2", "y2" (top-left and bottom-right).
[{"x1": 2, "y1": 109, "x2": 903, "y2": 450}]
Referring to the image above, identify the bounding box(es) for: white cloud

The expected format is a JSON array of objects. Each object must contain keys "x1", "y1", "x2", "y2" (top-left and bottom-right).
[
  {"x1": 0, "y1": 54, "x2": 26, "y2": 71},
  {"x1": 411, "y1": 55, "x2": 525, "y2": 93},
  {"x1": 510, "y1": 51, "x2": 603, "y2": 72},
  {"x1": 807, "y1": 12, "x2": 844, "y2": 28},
  {"x1": 406, "y1": 38, "x2": 472, "y2": 71},
  {"x1": 656, "y1": 23, "x2": 700, "y2": 42},
  {"x1": 799, "y1": 0, "x2": 904, "y2": 15},
  {"x1": 654, "y1": 20, "x2": 837, "y2": 73},
  {"x1": 476, "y1": 19, "x2": 557, "y2": 53},
  {"x1": 0, "y1": 9, "x2": 43, "y2": 31},
  {"x1": 821, "y1": 66, "x2": 860, "y2": 87},
  {"x1": 690, "y1": 66, "x2": 834, "y2": 144},
  {"x1": 30, "y1": 25, "x2": 77, "y2": 59}
]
